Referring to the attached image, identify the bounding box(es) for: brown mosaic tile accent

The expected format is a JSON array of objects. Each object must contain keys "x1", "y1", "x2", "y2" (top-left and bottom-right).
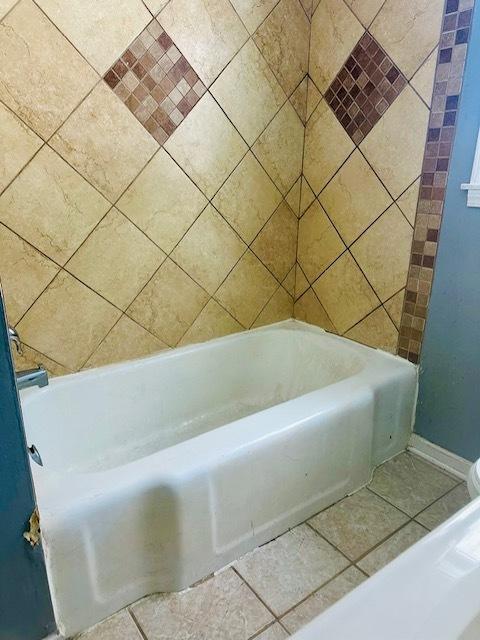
[
  {"x1": 398, "y1": 0, "x2": 475, "y2": 364},
  {"x1": 324, "y1": 33, "x2": 407, "y2": 145},
  {"x1": 104, "y1": 19, "x2": 207, "y2": 145}
]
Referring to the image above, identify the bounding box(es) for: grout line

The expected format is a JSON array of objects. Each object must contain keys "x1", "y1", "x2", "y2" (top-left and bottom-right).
[{"x1": 127, "y1": 608, "x2": 149, "y2": 640}]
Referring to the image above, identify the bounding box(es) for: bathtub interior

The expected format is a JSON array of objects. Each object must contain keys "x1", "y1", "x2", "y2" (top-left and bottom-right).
[{"x1": 22, "y1": 325, "x2": 365, "y2": 474}]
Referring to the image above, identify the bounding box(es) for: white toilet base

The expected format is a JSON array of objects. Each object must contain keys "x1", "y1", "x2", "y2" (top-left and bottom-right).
[{"x1": 467, "y1": 460, "x2": 480, "y2": 499}]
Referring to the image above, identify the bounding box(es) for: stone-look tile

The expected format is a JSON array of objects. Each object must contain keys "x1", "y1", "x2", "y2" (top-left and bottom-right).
[
  {"x1": 171, "y1": 205, "x2": 246, "y2": 294},
  {"x1": 411, "y1": 48, "x2": 438, "y2": 107},
  {"x1": 212, "y1": 40, "x2": 286, "y2": 146},
  {"x1": 51, "y1": 84, "x2": 158, "y2": 202},
  {"x1": 213, "y1": 152, "x2": 282, "y2": 244},
  {"x1": 253, "y1": 101, "x2": 304, "y2": 196},
  {"x1": 159, "y1": 0, "x2": 248, "y2": 86},
  {"x1": 281, "y1": 567, "x2": 366, "y2": 634},
  {"x1": 255, "y1": 623, "x2": 289, "y2": 640},
  {"x1": 253, "y1": 286, "x2": 294, "y2": 327},
  {"x1": 0, "y1": 0, "x2": 15, "y2": 19},
  {"x1": 304, "y1": 100, "x2": 355, "y2": 195},
  {"x1": 300, "y1": 178, "x2": 315, "y2": 216},
  {"x1": 234, "y1": 524, "x2": 349, "y2": 616},
  {"x1": 309, "y1": 489, "x2": 408, "y2": 560},
  {"x1": 254, "y1": 0, "x2": 310, "y2": 97},
  {"x1": 290, "y1": 78, "x2": 308, "y2": 124},
  {"x1": 369, "y1": 452, "x2": 458, "y2": 517},
  {"x1": 165, "y1": 93, "x2": 247, "y2": 199},
  {"x1": 229, "y1": 0, "x2": 279, "y2": 34},
  {"x1": 286, "y1": 178, "x2": 302, "y2": 217},
  {"x1": 297, "y1": 200, "x2": 345, "y2": 283},
  {"x1": 84, "y1": 316, "x2": 167, "y2": 369},
  {"x1": 351, "y1": 205, "x2": 413, "y2": 302},
  {"x1": 78, "y1": 609, "x2": 143, "y2": 640},
  {"x1": 0, "y1": 224, "x2": 59, "y2": 325},
  {"x1": 306, "y1": 79, "x2": 321, "y2": 122},
  {"x1": 215, "y1": 250, "x2": 278, "y2": 327},
  {"x1": 0, "y1": 0, "x2": 98, "y2": 140},
  {"x1": 67, "y1": 209, "x2": 165, "y2": 310},
  {"x1": 309, "y1": 0, "x2": 364, "y2": 93},
  {"x1": 370, "y1": 0, "x2": 444, "y2": 79},
  {"x1": 144, "y1": 0, "x2": 169, "y2": 12},
  {"x1": 17, "y1": 271, "x2": 121, "y2": 371},
  {"x1": 416, "y1": 484, "x2": 471, "y2": 531},
  {"x1": 360, "y1": 86, "x2": 429, "y2": 199},
  {"x1": 117, "y1": 149, "x2": 208, "y2": 254},
  {"x1": 178, "y1": 299, "x2": 243, "y2": 346},
  {"x1": 12, "y1": 343, "x2": 71, "y2": 378},
  {"x1": 294, "y1": 288, "x2": 335, "y2": 332},
  {"x1": 252, "y1": 202, "x2": 297, "y2": 282},
  {"x1": 346, "y1": 307, "x2": 398, "y2": 353},
  {"x1": 319, "y1": 151, "x2": 393, "y2": 246},
  {"x1": 345, "y1": 0, "x2": 384, "y2": 27},
  {"x1": 397, "y1": 178, "x2": 420, "y2": 226},
  {"x1": 283, "y1": 266, "x2": 295, "y2": 298},
  {"x1": 313, "y1": 252, "x2": 378, "y2": 334},
  {"x1": 0, "y1": 102, "x2": 42, "y2": 193},
  {"x1": 131, "y1": 568, "x2": 273, "y2": 640},
  {"x1": 294, "y1": 264, "x2": 309, "y2": 301},
  {"x1": 358, "y1": 522, "x2": 428, "y2": 576},
  {"x1": 127, "y1": 259, "x2": 209, "y2": 346},
  {"x1": 0, "y1": 146, "x2": 110, "y2": 265},
  {"x1": 384, "y1": 289, "x2": 405, "y2": 329},
  {"x1": 36, "y1": 0, "x2": 151, "y2": 75}
]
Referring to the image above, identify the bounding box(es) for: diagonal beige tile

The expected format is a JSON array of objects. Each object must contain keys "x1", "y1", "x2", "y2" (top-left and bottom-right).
[
  {"x1": 282, "y1": 265, "x2": 296, "y2": 297},
  {"x1": 384, "y1": 289, "x2": 405, "y2": 329},
  {"x1": 0, "y1": 0, "x2": 16, "y2": 19},
  {"x1": 51, "y1": 83, "x2": 158, "y2": 202},
  {"x1": 300, "y1": 178, "x2": 315, "y2": 216},
  {"x1": 294, "y1": 288, "x2": 335, "y2": 332},
  {"x1": 306, "y1": 79, "x2": 321, "y2": 122},
  {"x1": 78, "y1": 609, "x2": 143, "y2": 640},
  {"x1": 12, "y1": 343, "x2": 71, "y2": 378},
  {"x1": 358, "y1": 522, "x2": 428, "y2": 575},
  {"x1": 345, "y1": 307, "x2": 398, "y2": 353},
  {"x1": 234, "y1": 523, "x2": 349, "y2": 616},
  {"x1": 144, "y1": 0, "x2": 169, "y2": 12},
  {"x1": 165, "y1": 93, "x2": 247, "y2": 199},
  {"x1": 131, "y1": 568, "x2": 273, "y2": 640},
  {"x1": 0, "y1": 0, "x2": 98, "y2": 139},
  {"x1": 178, "y1": 299, "x2": 243, "y2": 346},
  {"x1": 411, "y1": 47, "x2": 438, "y2": 107},
  {"x1": 252, "y1": 201, "x2": 297, "y2": 282},
  {"x1": 397, "y1": 178, "x2": 420, "y2": 226},
  {"x1": 286, "y1": 178, "x2": 302, "y2": 217},
  {"x1": 415, "y1": 484, "x2": 471, "y2": 531},
  {"x1": 253, "y1": 286, "x2": 293, "y2": 327},
  {"x1": 229, "y1": 0, "x2": 279, "y2": 34},
  {"x1": 344, "y1": 0, "x2": 384, "y2": 26},
  {"x1": 290, "y1": 77, "x2": 308, "y2": 124},
  {"x1": 294, "y1": 264, "x2": 309, "y2": 301}
]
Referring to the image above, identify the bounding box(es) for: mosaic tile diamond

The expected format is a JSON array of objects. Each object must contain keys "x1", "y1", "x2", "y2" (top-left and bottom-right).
[
  {"x1": 325, "y1": 33, "x2": 407, "y2": 145},
  {"x1": 104, "y1": 19, "x2": 207, "y2": 145}
]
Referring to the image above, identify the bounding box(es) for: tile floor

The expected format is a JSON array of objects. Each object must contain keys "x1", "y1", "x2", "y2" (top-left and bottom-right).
[{"x1": 77, "y1": 452, "x2": 470, "y2": 640}]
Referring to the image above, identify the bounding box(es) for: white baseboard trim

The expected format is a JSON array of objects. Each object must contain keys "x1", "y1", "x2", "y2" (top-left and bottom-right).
[{"x1": 408, "y1": 434, "x2": 472, "y2": 481}]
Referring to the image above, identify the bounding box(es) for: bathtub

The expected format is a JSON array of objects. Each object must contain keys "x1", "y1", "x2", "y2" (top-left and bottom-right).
[{"x1": 22, "y1": 320, "x2": 417, "y2": 636}]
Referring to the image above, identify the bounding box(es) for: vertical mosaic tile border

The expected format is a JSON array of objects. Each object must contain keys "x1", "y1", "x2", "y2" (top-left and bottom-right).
[{"x1": 398, "y1": 0, "x2": 475, "y2": 364}]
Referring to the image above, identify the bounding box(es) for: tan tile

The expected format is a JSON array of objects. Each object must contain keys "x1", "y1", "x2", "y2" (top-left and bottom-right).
[
  {"x1": 215, "y1": 250, "x2": 277, "y2": 327},
  {"x1": 254, "y1": 0, "x2": 310, "y2": 97},
  {"x1": 313, "y1": 252, "x2": 378, "y2": 334},
  {"x1": 179, "y1": 299, "x2": 243, "y2": 346},
  {"x1": 67, "y1": 209, "x2": 164, "y2": 310},
  {"x1": 253, "y1": 286, "x2": 293, "y2": 327},
  {"x1": 255, "y1": 623, "x2": 289, "y2": 640},
  {"x1": 17, "y1": 271, "x2": 121, "y2": 370},
  {"x1": 300, "y1": 177, "x2": 315, "y2": 215},
  {"x1": 371, "y1": 0, "x2": 444, "y2": 79},
  {"x1": 12, "y1": 343, "x2": 71, "y2": 378},
  {"x1": 384, "y1": 289, "x2": 405, "y2": 329},
  {"x1": 253, "y1": 101, "x2": 304, "y2": 195},
  {"x1": 411, "y1": 48, "x2": 438, "y2": 107},
  {"x1": 345, "y1": 0, "x2": 384, "y2": 27},
  {"x1": 234, "y1": 524, "x2": 349, "y2": 615},
  {"x1": 127, "y1": 258, "x2": 209, "y2": 346},
  {"x1": 290, "y1": 77, "x2": 308, "y2": 124},
  {"x1": 229, "y1": 0, "x2": 279, "y2": 34},
  {"x1": 294, "y1": 264, "x2": 309, "y2": 300},
  {"x1": 165, "y1": 93, "x2": 247, "y2": 199},
  {"x1": 283, "y1": 265, "x2": 296, "y2": 297},
  {"x1": 78, "y1": 609, "x2": 143, "y2": 640},
  {"x1": 345, "y1": 307, "x2": 399, "y2": 353},
  {"x1": 144, "y1": 0, "x2": 169, "y2": 12},
  {"x1": 306, "y1": 78, "x2": 322, "y2": 121},
  {"x1": 159, "y1": 0, "x2": 248, "y2": 85},
  {"x1": 0, "y1": 103, "x2": 42, "y2": 193},
  {"x1": 297, "y1": 200, "x2": 345, "y2": 282},
  {"x1": 131, "y1": 568, "x2": 273, "y2": 640},
  {"x1": 294, "y1": 288, "x2": 335, "y2": 332},
  {"x1": 0, "y1": 146, "x2": 110, "y2": 264},
  {"x1": 171, "y1": 204, "x2": 246, "y2": 294},
  {"x1": 211, "y1": 39, "x2": 286, "y2": 145},
  {"x1": 416, "y1": 484, "x2": 471, "y2": 531},
  {"x1": 358, "y1": 522, "x2": 428, "y2": 575},
  {"x1": 281, "y1": 567, "x2": 366, "y2": 634},
  {"x1": 309, "y1": 0, "x2": 364, "y2": 93},
  {"x1": 117, "y1": 149, "x2": 208, "y2": 254},
  {"x1": 0, "y1": 0, "x2": 16, "y2": 19},
  {"x1": 397, "y1": 178, "x2": 420, "y2": 226},
  {"x1": 252, "y1": 201, "x2": 297, "y2": 281},
  {"x1": 0, "y1": 0, "x2": 98, "y2": 139},
  {"x1": 304, "y1": 100, "x2": 355, "y2": 195},
  {"x1": 0, "y1": 224, "x2": 59, "y2": 325},
  {"x1": 319, "y1": 151, "x2": 393, "y2": 245},
  {"x1": 51, "y1": 83, "x2": 158, "y2": 202},
  {"x1": 369, "y1": 452, "x2": 458, "y2": 516},
  {"x1": 36, "y1": 0, "x2": 151, "y2": 75},
  {"x1": 351, "y1": 204, "x2": 412, "y2": 302},
  {"x1": 286, "y1": 178, "x2": 302, "y2": 217},
  {"x1": 299, "y1": 0, "x2": 312, "y2": 18},
  {"x1": 360, "y1": 87, "x2": 429, "y2": 199}
]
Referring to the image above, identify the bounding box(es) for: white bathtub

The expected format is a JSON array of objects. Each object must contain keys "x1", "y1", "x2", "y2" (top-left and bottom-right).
[{"x1": 22, "y1": 321, "x2": 417, "y2": 636}]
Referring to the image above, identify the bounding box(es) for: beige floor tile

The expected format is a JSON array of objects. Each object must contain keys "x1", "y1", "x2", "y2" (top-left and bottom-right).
[
  {"x1": 345, "y1": 0, "x2": 384, "y2": 27},
  {"x1": 294, "y1": 265, "x2": 309, "y2": 301},
  {"x1": 384, "y1": 289, "x2": 405, "y2": 329},
  {"x1": 254, "y1": 623, "x2": 289, "y2": 640},
  {"x1": 369, "y1": 452, "x2": 458, "y2": 516},
  {"x1": 345, "y1": 307, "x2": 399, "y2": 353},
  {"x1": 281, "y1": 567, "x2": 366, "y2": 633},
  {"x1": 411, "y1": 48, "x2": 437, "y2": 107},
  {"x1": 234, "y1": 524, "x2": 349, "y2": 616},
  {"x1": 253, "y1": 286, "x2": 293, "y2": 327},
  {"x1": 159, "y1": 0, "x2": 248, "y2": 86},
  {"x1": 211, "y1": 40, "x2": 286, "y2": 146},
  {"x1": 294, "y1": 288, "x2": 335, "y2": 332},
  {"x1": 252, "y1": 202, "x2": 297, "y2": 282},
  {"x1": 416, "y1": 484, "x2": 471, "y2": 531},
  {"x1": 357, "y1": 522, "x2": 428, "y2": 576},
  {"x1": 397, "y1": 178, "x2": 420, "y2": 226},
  {"x1": 131, "y1": 568, "x2": 273, "y2": 640},
  {"x1": 178, "y1": 299, "x2": 243, "y2": 346},
  {"x1": 165, "y1": 93, "x2": 248, "y2": 199},
  {"x1": 308, "y1": 489, "x2": 408, "y2": 560},
  {"x1": 78, "y1": 609, "x2": 142, "y2": 640},
  {"x1": 229, "y1": 0, "x2": 279, "y2": 34}
]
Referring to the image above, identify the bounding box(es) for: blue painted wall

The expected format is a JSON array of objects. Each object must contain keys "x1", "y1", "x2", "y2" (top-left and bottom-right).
[{"x1": 415, "y1": 4, "x2": 480, "y2": 462}]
